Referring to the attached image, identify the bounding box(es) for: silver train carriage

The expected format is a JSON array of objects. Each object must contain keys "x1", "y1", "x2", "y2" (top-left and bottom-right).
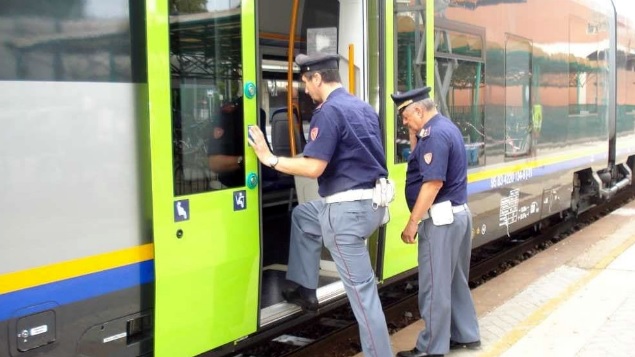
[{"x1": 0, "y1": 0, "x2": 634, "y2": 356}]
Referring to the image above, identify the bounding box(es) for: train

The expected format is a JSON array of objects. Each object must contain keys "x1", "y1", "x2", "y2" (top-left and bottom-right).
[{"x1": 1, "y1": 0, "x2": 634, "y2": 356}]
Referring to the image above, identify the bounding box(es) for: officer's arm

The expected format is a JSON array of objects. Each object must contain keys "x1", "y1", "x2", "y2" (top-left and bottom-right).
[
  {"x1": 248, "y1": 124, "x2": 328, "y2": 177},
  {"x1": 273, "y1": 156, "x2": 328, "y2": 178},
  {"x1": 408, "y1": 180, "x2": 443, "y2": 224}
]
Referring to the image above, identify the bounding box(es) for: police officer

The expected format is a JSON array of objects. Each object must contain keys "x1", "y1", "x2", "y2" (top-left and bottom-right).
[
  {"x1": 390, "y1": 87, "x2": 480, "y2": 357},
  {"x1": 248, "y1": 52, "x2": 393, "y2": 357}
]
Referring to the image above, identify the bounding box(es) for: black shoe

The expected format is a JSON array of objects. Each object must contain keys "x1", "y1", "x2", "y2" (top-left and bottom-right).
[
  {"x1": 396, "y1": 348, "x2": 443, "y2": 357},
  {"x1": 282, "y1": 286, "x2": 318, "y2": 312},
  {"x1": 449, "y1": 340, "x2": 481, "y2": 350}
]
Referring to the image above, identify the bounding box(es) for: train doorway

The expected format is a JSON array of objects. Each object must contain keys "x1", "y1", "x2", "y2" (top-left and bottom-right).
[{"x1": 255, "y1": 0, "x2": 374, "y2": 326}]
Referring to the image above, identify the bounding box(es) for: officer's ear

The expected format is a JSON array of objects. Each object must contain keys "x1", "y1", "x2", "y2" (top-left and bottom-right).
[{"x1": 413, "y1": 105, "x2": 423, "y2": 119}]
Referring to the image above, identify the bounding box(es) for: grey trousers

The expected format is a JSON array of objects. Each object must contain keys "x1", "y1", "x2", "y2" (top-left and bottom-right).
[
  {"x1": 415, "y1": 209, "x2": 480, "y2": 355},
  {"x1": 287, "y1": 199, "x2": 393, "y2": 357}
]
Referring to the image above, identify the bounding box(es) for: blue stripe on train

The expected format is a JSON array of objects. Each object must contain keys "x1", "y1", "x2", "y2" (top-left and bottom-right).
[
  {"x1": 0, "y1": 260, "x2": 154, "y2": 322},
  {"x1": 467, "y1": 153, "x2": 607, "y2": 195}
]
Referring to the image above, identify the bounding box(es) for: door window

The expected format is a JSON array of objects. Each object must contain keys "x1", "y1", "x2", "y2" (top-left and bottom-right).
[
  {"x1": 169, "y1": 1, "x2": 244, "y2": 195},
  {"x1": 505, "y1": 35, "x2": 532, "y2": 157}
]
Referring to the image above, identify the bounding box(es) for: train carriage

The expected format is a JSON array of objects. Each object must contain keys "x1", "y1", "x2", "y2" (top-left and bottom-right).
[{"x1": 1, "y1": 0, "x2": 634, "y2": 356}]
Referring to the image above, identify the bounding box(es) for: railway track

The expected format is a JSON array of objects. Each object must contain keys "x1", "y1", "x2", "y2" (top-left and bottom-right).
[{"x1": 279, "y1": 290, "x2": 419, "y2": 357}]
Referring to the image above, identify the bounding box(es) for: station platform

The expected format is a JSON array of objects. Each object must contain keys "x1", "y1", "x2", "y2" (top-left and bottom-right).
[{"x1": 355, "y1": 198, "x2": 635, "y2": 357}]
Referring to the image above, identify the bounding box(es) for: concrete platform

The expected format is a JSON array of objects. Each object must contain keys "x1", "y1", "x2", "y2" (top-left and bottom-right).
[{"x1": 353, "y1": 199, "x2": 635, "y2": 357}]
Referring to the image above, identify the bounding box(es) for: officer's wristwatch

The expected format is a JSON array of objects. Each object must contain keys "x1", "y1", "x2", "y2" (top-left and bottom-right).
[{"x1": 267, "y1": 155, "x2": 279, "y2": 168}]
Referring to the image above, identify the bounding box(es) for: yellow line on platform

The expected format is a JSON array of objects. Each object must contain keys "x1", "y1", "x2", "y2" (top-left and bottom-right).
[{"x1": 479, "y1": 234, "x2": 635, "y2": 357}]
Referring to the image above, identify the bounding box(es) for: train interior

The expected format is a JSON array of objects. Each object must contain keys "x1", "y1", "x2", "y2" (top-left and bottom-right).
[
  {"x1": 257, "y1": 0, "x2": 362, "y2": 326},
  {"x1": 168, "y1": 0, "x2": 365, "y2": 327}
]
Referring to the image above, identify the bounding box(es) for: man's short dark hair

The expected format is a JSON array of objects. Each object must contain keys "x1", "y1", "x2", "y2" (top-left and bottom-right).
[{"x1": 303, "y1": 68, "x2": 341, "y2": 83}]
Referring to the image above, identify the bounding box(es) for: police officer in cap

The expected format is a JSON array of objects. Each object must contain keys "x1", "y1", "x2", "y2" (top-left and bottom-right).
[
  {"x1": 248, "y1": 52, "x2": 393, "y2": 357},
  {"x1": 390, "y1": 87, "x2": 480, "y2": 357}
]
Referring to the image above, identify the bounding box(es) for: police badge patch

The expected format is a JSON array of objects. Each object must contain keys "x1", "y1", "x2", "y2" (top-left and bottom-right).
[
  {"x1": 424, "y1": 152, "x2": 433, "y2": 164},
  {"x1": 418, "y1": 127, "x2": 431, "y2": 138},
  {"x1": 310, "y1": 127, "x2": 319, "y2": 141}
]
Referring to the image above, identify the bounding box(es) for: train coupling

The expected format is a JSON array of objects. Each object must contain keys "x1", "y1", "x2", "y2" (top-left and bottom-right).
[{"x1": 593, "y1": 163, "x2": 632, "y2": 200}]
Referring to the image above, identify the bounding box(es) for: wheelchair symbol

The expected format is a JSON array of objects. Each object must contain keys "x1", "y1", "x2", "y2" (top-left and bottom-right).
[{"x1": 233, "y1": 190, "x2": 246, "y2": 211}]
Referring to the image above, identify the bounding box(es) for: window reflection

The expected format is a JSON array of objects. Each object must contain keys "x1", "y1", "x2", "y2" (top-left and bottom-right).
[
  {"x1": 170, "y1": 1, "x2": 244, "y2": 195},
  {"x1": 395, "y1": 4, "x2": 427, "y2": 163},
  {"x1": 437, "y1": 30, "x2": 482, "y2": 58},
  {"x1": 568, "y1": 15, "x2": 608, "y2": 117},
  {"x1": 0, "y1": 0, "x2": 144, "y2": 82},
  {"x1": 504, "y1": 36, "x2": 533, "y2": 157},
  {"x1": 394, "y1": 3, "x2": 485, "y2": 166}
]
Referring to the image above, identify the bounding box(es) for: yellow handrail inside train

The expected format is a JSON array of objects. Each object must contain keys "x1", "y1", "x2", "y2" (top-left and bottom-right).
[
  {"x1": 348, "y1": 44, "x2": 355, "y2": 95},
  {"x1": 287, "y1": 0, "x2": 299, "y2": 157}
]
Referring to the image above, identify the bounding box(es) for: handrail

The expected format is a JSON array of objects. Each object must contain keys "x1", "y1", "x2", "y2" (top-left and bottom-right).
[
  {"x1": 348, "y1": 44, "x2": 355, "y2": 95},
  {"x1": 287, "y1": 0, "x2": 300, "y2": 157}
]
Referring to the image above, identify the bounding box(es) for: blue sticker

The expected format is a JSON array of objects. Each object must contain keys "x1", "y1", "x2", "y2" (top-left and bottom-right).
[
  {"x1": 233, "y1": 190, "x2": 247, "y2": 211},
  {"x1": 174, "y1": 199, "x2": 190, "y2": 222}
]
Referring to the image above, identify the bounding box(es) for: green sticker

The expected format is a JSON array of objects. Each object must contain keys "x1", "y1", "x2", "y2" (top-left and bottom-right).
[
  {"x1": 244, "y1": 82, "x2": 256, "y2": 99},
  {"x1": 246, "y1": 172, "x2": 258, "y2": 189}
]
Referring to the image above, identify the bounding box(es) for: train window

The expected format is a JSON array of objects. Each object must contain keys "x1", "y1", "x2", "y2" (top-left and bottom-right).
[
  {"x1": 617, "y1": 21, "x2": 635, "y2": 137},
  {"x1": 169, "y1": 1, "x2": 245, "y2": 195},
  {"x1": 0, "y1": 0, "x2": 146, "y2": 83},
  {"x1": 568, "y1": 15, "x2": 608, "y2": 117},
  {"x1": 504, "y1": 35, "x2": 533, "y2": 158},
  {"x1": 436, "y1": 57, "x2": 485, "y2": 166},
  {"x1": 435, "y1": 25, "x2": 485, "y2": 167}
]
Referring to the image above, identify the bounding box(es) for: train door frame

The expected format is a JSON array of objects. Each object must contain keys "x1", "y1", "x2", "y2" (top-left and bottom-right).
[
  {"x1": 147, "y1": 1, "x2": 262, "y2": 356},
  {"x1": 256, "y1": 0, "x2": 393, "y2": 322},
  {"x1": 381, "y1": 0, "x2": 437, "y2": 280}
]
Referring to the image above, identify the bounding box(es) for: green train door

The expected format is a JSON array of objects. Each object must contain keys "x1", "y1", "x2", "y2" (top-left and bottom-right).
[
  {"x1": 147, "y1": 1, "x2": 261, "y2": 356},
  {"x1": 382, "y1": 0, "x2": 437, "y2": 279}
]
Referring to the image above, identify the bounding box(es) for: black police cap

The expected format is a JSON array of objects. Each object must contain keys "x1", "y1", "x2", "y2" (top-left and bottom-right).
[
  {"x1": 390, "y1": 87, "x2": 432, "y2": 112},
  {"x1": 295, "y1": 53, "x2": 340, "y2": 74}
]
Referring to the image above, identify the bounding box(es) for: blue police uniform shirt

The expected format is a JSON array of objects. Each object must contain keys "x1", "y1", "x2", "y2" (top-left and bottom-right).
[
  {"x1": 302, "y1": 88, "x2": 388, "y2": 197},
  {"x1": 405, "y1": 113, "x2": 467, "y2": 211}
]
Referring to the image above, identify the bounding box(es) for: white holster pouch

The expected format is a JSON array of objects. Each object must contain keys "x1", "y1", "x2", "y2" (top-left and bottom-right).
[
  {"x1": 429, "y1": 200, "x2": 454, "y2": 226},
  {"x1": 372, "y1": 177, "x2": 396, "y2": 225}
]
